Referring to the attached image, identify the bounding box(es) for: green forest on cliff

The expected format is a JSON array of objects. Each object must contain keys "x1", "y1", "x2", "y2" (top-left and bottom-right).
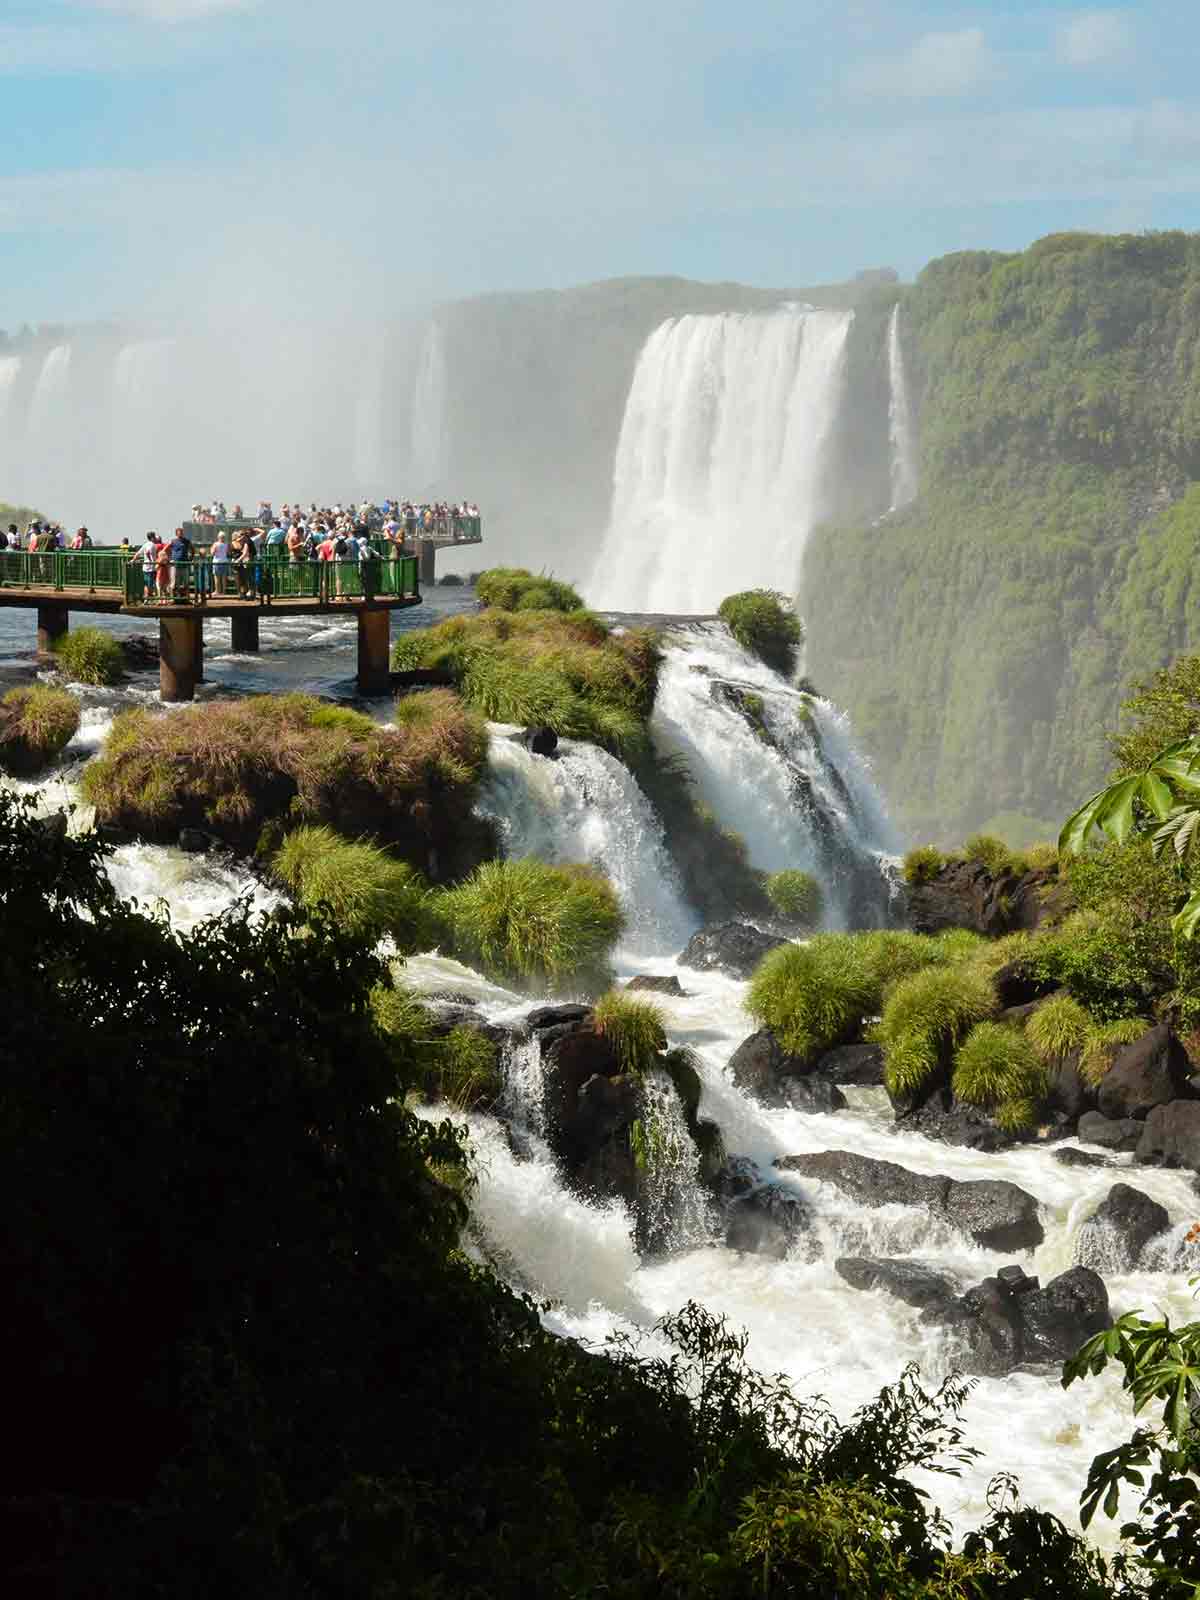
[{"x1": 806, "y1": 231, "x2": 1200, "y2": 844}]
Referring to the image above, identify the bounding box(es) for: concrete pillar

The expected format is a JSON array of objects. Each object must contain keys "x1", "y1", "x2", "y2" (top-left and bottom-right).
[
  {"x1": 356, "y1": 606, "x2": 391, "y2": 696},
  {"x1": 418, "y1": 539, "x2": 436, "y2": 587},
  {"x1": 230, "y1": 610, "x2": 259, "y2": 653},
  {"x1": 160, "y1": 616, "x2": 201, "y2": 702},
  {"x1": 36, "y1": 604, "x2": 69, "y2": 655}
]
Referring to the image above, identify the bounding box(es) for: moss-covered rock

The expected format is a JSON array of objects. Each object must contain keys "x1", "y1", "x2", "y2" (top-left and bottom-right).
[{"x1": 80, "y1": 690, "x2": 491, "y2": 878}]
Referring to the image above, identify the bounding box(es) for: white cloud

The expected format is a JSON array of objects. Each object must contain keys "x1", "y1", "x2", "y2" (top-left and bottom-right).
[
  {"x1": 846, "y1": 27, "x2": 990, "y2": 101},
  {"x1": 81, "y1": 0, "x2": 255, "y2": 21},
  {"x1": 1056, "y1": 10, "x2": 1134, "y2": 67}
]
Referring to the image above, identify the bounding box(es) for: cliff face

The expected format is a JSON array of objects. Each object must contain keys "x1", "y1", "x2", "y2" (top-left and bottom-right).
[{"x1": 805, "y1": 231, "x2": 1200, "y2": 843}]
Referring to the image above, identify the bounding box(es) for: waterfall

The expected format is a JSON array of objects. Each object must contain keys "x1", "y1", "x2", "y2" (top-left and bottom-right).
[
  {"x1": 587, "y1": 306, "x2": 853, "y2": 615},
  {"x1": 0, "y1": 355, "x2": 21, "y2": 498},
  {"x1": 887, "y1": 304, "x2": 918, "y2": 510},
  {"x1": 636, "y1": 1068, "x2": 710, "y2": 1253},
  {"x1": 352, "y1": 333, "x2": 389, "y2": 490},
  {"x1": 479, "y1": 730, "x2": 696, "y2": 956},
  {"x1": 410, "y1": 321, "x2": 447, "y2": 490},
  {"x1": 651, "y1": 622, "x2": 898, "y2": 925}
]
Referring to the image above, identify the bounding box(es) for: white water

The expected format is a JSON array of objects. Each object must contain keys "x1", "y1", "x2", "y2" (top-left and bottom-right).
[
  {"x1": 410, "y1": 320, "x2": 448, "y2": 491},
  {"x1": 650, "y1": 623, "x2": 897, "y2": 924},
  {"x1": 479, "y1": 727, "x2": 696, "y2": 957},
  {"x1": 887, "y1": 304, "x2": 919, "y2": 510},
  {"x1": 588, "y1": 306, "x2": 852, "y2": 614},
  {"x1": 0, "y1": 355, "x2": 21, "y2": 493}
]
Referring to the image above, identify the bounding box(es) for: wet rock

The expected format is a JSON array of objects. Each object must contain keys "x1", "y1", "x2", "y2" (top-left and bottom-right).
[
  {"x1": 712, "y1": 1154, "x2": 759, "y2": 1202},
  {"x1": 906, "y1": 859, "x2": 1017, "y2": 937},
  {"x1": 725, "y1": 1183, "x2": 816, "y2": 1260},
  {"x1": 834, "y1": 1255, "x2": 958, "y2": 1311},
  {"x1": 677, "y1": 922, "x2": 788, "y2": 980},
  {"x1": 1136, "y1": 1100, "x2": 1200, "y2": 1172},
  {"x1": 922, "y1": 1265, "x2": 1108, "y2": 1376},
  {"x1": 178, "y1": 827, "x2": 218, "y2": 854},
  {"x1": 810, "y1": 1043, "x2": 884, "y2": 1086},
  {"x1": 524, "y1": 725, "x2": 558, "y2": 757},
  {"x1": 625, "y1": 974, "x2": 686, "y2": 996},
  {"x1": 120, "y1": 635, "x2": 159, "y2": 667},
  {"x1": 1078, "y1": 1110, "x2": 1142, "y2": 1152},
  {"x1": 524, "y1": 1003, "x2": 593, "y2": 1032},
  {"x1": 1096, "y1": 1024, "x2": 1194, "y2": 1122},
  {"x1": 728, "y1": 1028, "x2": 809, "y2": 1102},
  {"x1": 894, "y1": 1094, "x2": 1016, "y2": 1153},
  {"x1": 1054, "y1": 1146, "x2": 1112, "y2": 1169},
  {"x1": 776, "y1": 1150, "x2": 1044, "y2": 1252},
  {"x1": 1019, "y1": 1267, "x2": 1110, "y2": 1363},
  {"x1": 1075, "y1": 1183, "x2": 1170, "y2": 1272},
  {"x1": 783, "y1": 1078, "x2": 848, "y2": 1114},
  {"x1": 1045, "y1": 1050, "x2": 1090, "y2": 1122}
]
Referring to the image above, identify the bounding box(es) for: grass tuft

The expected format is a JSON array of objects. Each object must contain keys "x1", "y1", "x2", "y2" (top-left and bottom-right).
[
  {"x1": 716, "y1": 589, "x2": 804, "y2": 676},
  {"x1": 53, "y1": 627, "x2": 124, "y2": 686},
  {"x1": 1079, "y1": 1018, "x2": 1150, "y2": 1085},
  {"x1": 963, "y1": 833, "x2": 1020, "y2": 876},
  {"x1": 439, "y1": 858, "x2": 624, "y2": 992},
  {"x1": 272, "y1": 826, "x2": 440, "y2": 952},
  {"x1": 1025, "y1": 994, "x2": 1091, "y2": 1062},
  {"x1": 952, "y1": 1021, "x2": 1047, "y2": 1111},
  {"x1": 765, "y1": 869, "x2": 823, "y2": 927},
  {"x1": 592, "y1": 991, "x2": 668, "y2": 1077},
  {"x1": 0, "y1": 684, "x2": 80, "y2": 775},
  {"x1": 903, "y1": 845, "x2": 945, "y2": 885},
  {"x1": 475, "y1": 567, "x2": 584, "y2": 613},
  {"x1": 878, "y1": 966, "x2": 996, "y2": 1101}
]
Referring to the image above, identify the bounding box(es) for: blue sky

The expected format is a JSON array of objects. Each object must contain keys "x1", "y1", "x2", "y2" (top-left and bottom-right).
[{"x1": 2, "y1": 0, "x2": 1198, "y2": 323}]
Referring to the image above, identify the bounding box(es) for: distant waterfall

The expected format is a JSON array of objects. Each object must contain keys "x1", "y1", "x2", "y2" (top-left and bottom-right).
[
  {"x1": 410, "y1": 321, "x2": 447, "y2": 490},
  {"x1": 0, "y1": 355, "x2": 21, "y2": 496},
  {"x1": 887, "y1": 304, "x2": 918, "y2": 510},
  {"x1": 587, "y1": 307, "x2": 853, "y2": 615}
]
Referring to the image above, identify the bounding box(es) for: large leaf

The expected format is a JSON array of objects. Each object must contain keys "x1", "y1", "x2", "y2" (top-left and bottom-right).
[
  {"x1": 1173, "y1": 888, "x2": 1200, "y2": 942},
  {"x1": 1059, "y1": 790, "x2": 1110, "y2": 857},
  {"x1": 1151, "y1": 807, "x2": 1200, "y2": 862},
  {"x1": 1092, "y1": 775, "x2": 1141, "y2": 845},
  {"x1": 1140, "y1": 770, "x2": 1176, "y2": 821}
]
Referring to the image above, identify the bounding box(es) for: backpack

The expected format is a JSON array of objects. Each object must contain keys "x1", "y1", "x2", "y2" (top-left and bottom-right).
[{"x1": 334, "y1": 538, "x2": 347, "y2": 557}]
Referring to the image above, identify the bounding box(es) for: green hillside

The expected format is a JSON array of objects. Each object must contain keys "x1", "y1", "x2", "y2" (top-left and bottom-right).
[{"x1": 805, "y1": 231, "x2": 1200, "y2": 843}]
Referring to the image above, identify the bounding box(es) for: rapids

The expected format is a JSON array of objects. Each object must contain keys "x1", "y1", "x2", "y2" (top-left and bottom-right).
[{"x1": 3, "y1": 592, "x2": 1195, "y2": 1545}]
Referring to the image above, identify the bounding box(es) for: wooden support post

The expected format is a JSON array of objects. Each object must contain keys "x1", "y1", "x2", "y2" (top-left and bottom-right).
[
  {"x1": 356, "y1": 606, "x2": 391, "y2": 696},
  {"x1": 193, "y1": 617, "x2": 205, "y2": 683},
  {"x1": 418, "y1": 539, "x2": 436, "y2": 587},
  {"x1": 160, "y1": 616, "x2": 201, "y2": 702},
  {"x1": 230, "y1": 610, "x2": 259, "y2": 653},
  {"x1": 36, "y1": 603, "x2": 69, "y2": 655}
]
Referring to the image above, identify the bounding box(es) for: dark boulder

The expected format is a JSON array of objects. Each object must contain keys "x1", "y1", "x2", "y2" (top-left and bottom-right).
[
  {"x1": 572, "y1": 1073, "x2": 642, "y2": 1204},
  {"x1": 728, "y1": 1028, "x2": 809, "y2": 1102},
  {"x1": 810, "y1": 1043, "x2": 884, "y2": 1086},
  {"x1": 895, "y1": 1093, "x2": 1018, "y2": 1153},
  {"x1": 712, "y1": 1154, "x2": 759, "y2": 1203},
  {"x1": 834, "y1": 1256, "x2": 958, "y2": 1311},
  {"x1": 1075, "y1": 1183, "x2": 1170, "y2": 1272},
  {"x1": 783, "y1": 1077, "x2": 847, "y2": 1114},
  {"x1": 993, "y1": 963, "x2": 1058, "y2": 1009},
  {"x1": 1078, "y1": 1110, "x2": 1142, "y2": 1152},
  {"x1": 1045, "y1": 1050, "x2": 1090, "y2": 1122},
  {"x1": 178, "y1": 827, "x2": 216, "y2": 854},
  {"x1": 775, "y1": 1150, "x2": 1043, "y2": 1252},
  {"x1": 1054, "y1": 1146, "x2": 1112, "y2": 1170},
  {"x1": 922, "y1": 1265, "x2": 1109, "y2": 1376},
  {"x1": 907, "y1": 859, "x2": 1018, "y2": 937},
  {"x1": 1096, "y1": 1025, "x2": 1193, "y2": 1122},
  {"x1": 725, "y1": 1183, "x2": 817, "y2": 1260},
  {"x1": 677, "y1": 922, "x2": 788, "y2": 980},
  {"x1": 524, "y1": 1003, "x2": 593, "y2": 1032},
  {"x1": 1019, "y1": 1267, "x2": 1110, "y2": 1363},
  {"x1": 121, "y1": 635, "x2": 159, "y2": 667},
  {"x1": 625, "y1": 974, "x2": 686, "y2": 996},
  {"x1": 524, "y1": 725, "x2": 558, "y2": 757},
  {"x1": 1136, "y1": 1100, "x2": 1200, "y2": 1172}
]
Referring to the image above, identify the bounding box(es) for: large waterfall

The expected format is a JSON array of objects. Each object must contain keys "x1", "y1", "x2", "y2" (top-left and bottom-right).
[
  {"x1": 887, "y1": 304, "x2": 918, "y2": 510},
  {"x1": 587, "y1": 307, "x2": 853, "y2": 615},
  {"x1": 410, "y1": 321, "x2": 448, "y2": 493}
]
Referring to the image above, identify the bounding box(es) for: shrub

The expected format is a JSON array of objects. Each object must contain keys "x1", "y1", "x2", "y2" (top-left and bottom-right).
[
  {"x1": 81, "y1": 691, "x2": 490, "y2": 875},
  {"x1": 1021, "y1": 841, "x2": 1061, "y2": 873},
  {"x1": 934, "y1": 928, "x2": 989, "y2": 963},
  {"x1": 272, "y1": 826, "x2": 440, "y2": 951},
  {"x1": 438, "y1": 858, "x2": 624, "y2": 991},
  {"x1": 0, "y1": 684, "x2": 80, "y2": 775},
  {"x1": 952, "y1": 1021, "x2": 1048, "y2": 1124},
  {"x1": 877, "y1": 966, "x2": 996, "y2": 1101},
  {"x1": 53, "y1": 626, "x2": 124, "y2": 686},
  {"x1": 716, "y1": 589, "x2": 804, "y2": 677},
  {"x1": 963, "y1": 833, "x2": 1019, "y2": 876},
  {"x1": 430, "y1": 1025, "x2": 502, "y2": 1109},
  {"x1": 592, "y1": 991, "x2": 668, "y2": 1076},
  {"x1": 390, "y1": 610, "x2": 659, "y2": 756},
  {"x1": 903, "y1": 844, "x2": 944, "y2": 885},
  {"x1": 765, "y1": 869, "x2": 823, "y2": 927},
  {"x1": 1025, "y1": 994, "x2": 1091, "y2": 1062},
  {"x1": 475, "y1": 567, "x2": 584, "y2": 613}
]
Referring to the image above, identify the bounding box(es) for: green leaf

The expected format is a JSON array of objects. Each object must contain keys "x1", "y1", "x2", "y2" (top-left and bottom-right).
[
  {"x1": 1139, "y1": 770, "x2": 1176, "y2": 821},
  {"x1": 1094, "y1": 776, "x2": 1140, "y2": 845},
  {"x1": 1173, "y1": 888, "x2": 1200, "y2": 942},
  {"x1": 1059, "y1": 790, "x2": 1109, "y2": 857}
]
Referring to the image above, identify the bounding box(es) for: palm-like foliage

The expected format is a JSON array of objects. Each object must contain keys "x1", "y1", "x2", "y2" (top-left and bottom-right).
[{"x1": 1060, "y1": 735, "x2": 1200, "y2": 937}]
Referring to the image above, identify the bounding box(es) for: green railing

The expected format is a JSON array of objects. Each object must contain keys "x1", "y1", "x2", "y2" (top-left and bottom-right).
[
  {"x1": 0, "y1": 550, "x2": 129, "y2": 593},
  {"x1": 125, "y1": 554, "x2": 420, "y2": 607}
]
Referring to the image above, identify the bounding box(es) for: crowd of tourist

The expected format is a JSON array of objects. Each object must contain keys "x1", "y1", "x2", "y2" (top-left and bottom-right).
[
  {"x1": 188, "y1": 497, "x2": 482, "y2": 543},
  {"x1": 0, "y1": 520, "x2": 93, "y2": 552},
  {"x1": 124, "y1": 522, "x2": 401, "y2": 603}
]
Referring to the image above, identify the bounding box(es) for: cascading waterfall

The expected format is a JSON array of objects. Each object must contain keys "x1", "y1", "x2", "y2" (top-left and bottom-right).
[
  {"x1": 410, "y1": 320, "x2": 447, "y2": 491},
  {"x1": 479, "y1": 729, "x2": 696, "y2": 956},
  {"x1": 650, "y1": 622, "x2": 898, "y2": 925},
  {"x1": 0, "y1": 355, "x2": 21, "y2": 494},
  {"x1": 587, "y1": 306, "x2": 853, "y2": 615},
  {"x1": 886, "y1": 303, "x2": 918, "y2": 510},
  {"x1": 635, "y1": 1068, "x2": 710, "y2": 1254}
]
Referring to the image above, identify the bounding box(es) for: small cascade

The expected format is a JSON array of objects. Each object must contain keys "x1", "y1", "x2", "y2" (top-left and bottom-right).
[
  {"x1": 502, "y1": 1031, "x2": 548, "y2": 1139},
  {"x1": 651, "y1": 622, "x2": 897, "y2": 926},
  {"x1": 588, "y1": 306, "x2": 854, "y2": 614},
  {"x1": 410, "y1": 320, "x2": 447, "y2": 491},
  {"x1": 636, "y1": 1068, "x2": 711, "y2": 1254},
  {"x1": 480, "y1": 730, "x2": 696, "y2": 955},
  {"x1": 886, "y1": 304, "x2": 918, "y2": 510}
]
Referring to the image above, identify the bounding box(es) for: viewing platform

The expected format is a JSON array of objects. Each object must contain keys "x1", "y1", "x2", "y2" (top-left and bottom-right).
[
  {"x1": 0, "y1": 549, "x2": 422, "y2": 701},
  {"x1": 181, "y1": 514, "x2": 483, "y2": 584}
]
